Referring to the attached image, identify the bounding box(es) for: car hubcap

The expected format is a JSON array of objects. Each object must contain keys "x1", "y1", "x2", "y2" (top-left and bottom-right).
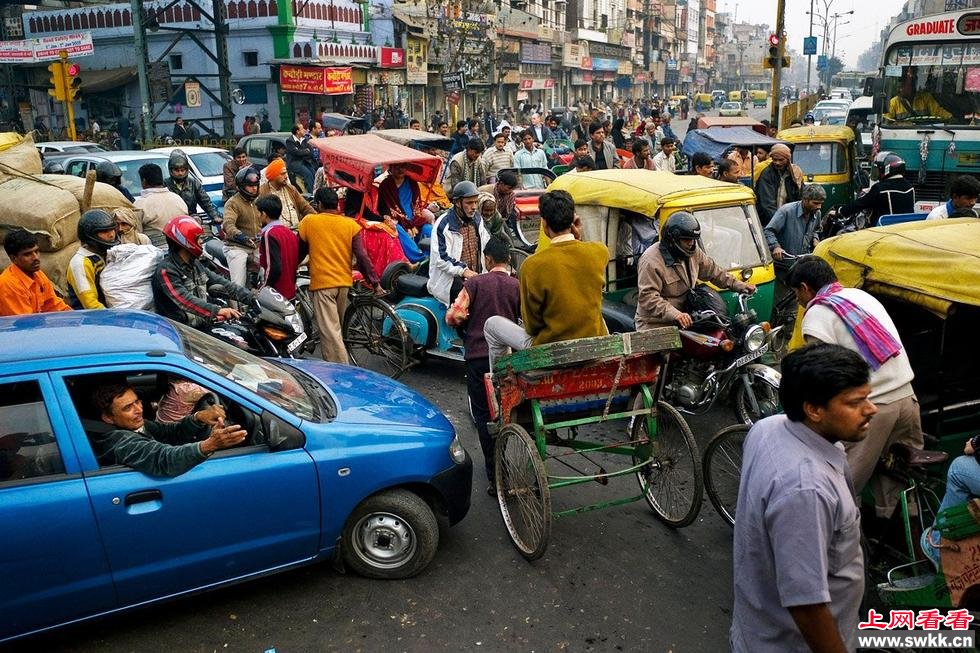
[{"x1": 353, "y1": 512, "x2": 416, "y2": 568}]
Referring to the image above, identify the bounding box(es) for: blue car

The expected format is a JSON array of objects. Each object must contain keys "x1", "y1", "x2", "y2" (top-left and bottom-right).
[{"x1": 0, "y1": 310, "x2": 471, "y2": 643}]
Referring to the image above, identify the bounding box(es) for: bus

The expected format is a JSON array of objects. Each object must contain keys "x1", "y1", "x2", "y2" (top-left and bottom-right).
[{"x1": 870, "y1": 8, "x2": 980, "y2": 210}]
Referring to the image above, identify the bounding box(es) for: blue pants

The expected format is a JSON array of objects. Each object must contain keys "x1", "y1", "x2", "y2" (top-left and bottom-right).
[{"x1": 938, "y1": 455, "x2": 980, "y2": 514}]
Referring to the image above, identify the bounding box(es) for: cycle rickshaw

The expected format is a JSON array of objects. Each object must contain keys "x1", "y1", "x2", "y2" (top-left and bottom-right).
[{"x1": 488, "y1": 328, "x2": 703, "y2": 560}]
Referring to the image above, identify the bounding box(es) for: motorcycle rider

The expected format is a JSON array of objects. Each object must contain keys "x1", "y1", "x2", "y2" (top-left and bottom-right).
[
  {"x1": 635, "y1": 212, "x2": 755, "y2": 330},
  {"x1": 836, "y1": 152, "x2": 914, "y2": 227},
  {"x1": 427, "y1": 180, "x2": 493, "y2": 307},
  {"x1": 67, "y1": 209, "x2": 120, "y2": 309},
  {"x1": 95, "y1": 160, "x2": 135, "y2": 202},
  {"x1": 165, "y1": 149, "x2": 221, "y2": 225},
  {"x1": 152, "y1": 215, "x2": 253, "y2": 329},
  {"x1": 223, "y1": 166, "x2": 263, "y2": 288}
]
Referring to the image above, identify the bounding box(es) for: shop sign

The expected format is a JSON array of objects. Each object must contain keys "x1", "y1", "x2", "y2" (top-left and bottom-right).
[
  {"x1": 588, "y1": 41, "x2": 628, "y2": 59},
  {"x1": 279, "y1": 64, "x2": 353, "y2": 95},
  {"x1": 666, "y1": 58, "x2": 678, "y2": 70},
  {"x1": 502, "y1": 70, "x2": 521, "y2": 84},
  {"x1": 580, "y1": 56, "x2": 593, "y2": 69},
  {"x1": 406, "y1": 36, "x2": 427, "y2": 84},
  {"x1": 442, "y1": 71, "x2": 466, "y2": 91},
  {"x1": 635, "y1": 72, "x2": 649, "y2": 82},
  {"x1": 592, "y1": 57, "x2": 619, "y2": 71},
  {"x1": 570, "y1": 70, "x2": 592, "y2": 85},
  {"x1": 368, "y1": 69, "x2": 406, "y2": 85},
  {"x1": 518, "y1": 78, "x2": 555, "y2": 91},
  {"x1": 617, "y1": 60, "x2": 633, "y2": 75},
  {"x1": 521, "y1": 42, "x2": 551, "y2": 65},
  {"x1": 562, "y1": 43, "x2": 580, "y2": 68},
  {"x1": 379, "y1": 47, "x2": 405, "y2": 68}
]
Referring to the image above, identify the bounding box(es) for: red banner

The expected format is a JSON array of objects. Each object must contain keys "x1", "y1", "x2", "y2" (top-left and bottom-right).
[
  {"x1": 379, "y1": 47, "x2": 405, "y2": 68},
  {"x1": 279, "y1": 65, "x2": 353, "y2": 95}
]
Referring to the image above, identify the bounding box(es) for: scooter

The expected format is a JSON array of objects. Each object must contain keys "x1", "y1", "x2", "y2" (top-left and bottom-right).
[{"x1": 657, "y1": 290, "x2": 781, "y2": 424}]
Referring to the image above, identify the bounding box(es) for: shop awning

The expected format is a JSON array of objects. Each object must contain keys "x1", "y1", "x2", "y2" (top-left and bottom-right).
[{"x1": 79, "y1": 66, "x2": 137, "y2": 93}]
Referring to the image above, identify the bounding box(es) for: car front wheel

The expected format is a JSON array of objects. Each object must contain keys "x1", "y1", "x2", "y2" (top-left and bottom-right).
[{"x1": 341, "y1": 489, "x2": 439, "y2": 579}]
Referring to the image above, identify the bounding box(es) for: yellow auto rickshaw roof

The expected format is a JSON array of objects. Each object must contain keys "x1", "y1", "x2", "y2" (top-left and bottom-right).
[
  {"x1": 776, "y1": 125, "x2": 855, "y2": 143},
  {"x1": 814, "y1": 218, "x2": 980, "y2": 316},
  {"x1": 548, "y1": 169, "x2": 756, "y2": 216}
]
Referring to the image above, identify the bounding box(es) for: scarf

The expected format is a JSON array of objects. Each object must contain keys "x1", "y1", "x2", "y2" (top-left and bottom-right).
[{"x1": 807, "y1": 282, "x2": 902, "y2": 370}]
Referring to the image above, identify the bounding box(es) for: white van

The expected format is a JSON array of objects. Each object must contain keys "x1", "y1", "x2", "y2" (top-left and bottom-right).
[
  {"x1": 829, "y1": 87, "x2": 853, "y2": 101},
  {"x1": 846, "y1": 95, "x2": 876, "y2": 150}
]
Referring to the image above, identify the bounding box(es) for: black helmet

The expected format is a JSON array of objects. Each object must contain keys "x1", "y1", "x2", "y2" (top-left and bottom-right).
[
  {"x1": 168, "y1": 149, "x2": 190, "y2": 179},
  {"x1": 95, "y1": 160, "x2": 122, "y2": 185},
  {"x1": 662, "y1": 211, "x2": 701, "y2": 259},
  {"x1": 874, "y1": 151, "x2": 906, "y2": 179},
  {"x1": 451, "y1": 180, "x2": 480, "y2": 201},
  {"x1": 43, "y1": 160, "x2": 66, "y2": 174},
  {"x1": 235, "y1": 165, "x2": 261, "y2": 200},
  {"x1": 78, "y1": 208, "x2": 120, "y2": 253},
  {"x1": 685, "y1": 284, "x2": 728, "y2": 317}
]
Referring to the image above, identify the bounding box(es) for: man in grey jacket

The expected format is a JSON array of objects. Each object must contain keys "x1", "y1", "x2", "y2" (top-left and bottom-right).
[{"x1": 92, "y1": 381, "x2": 246, "y2": 477}]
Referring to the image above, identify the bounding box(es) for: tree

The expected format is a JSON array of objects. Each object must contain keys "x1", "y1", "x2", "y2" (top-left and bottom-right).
[{"x1": 825, "y1": 56, "x2": 844, "y2": 86}]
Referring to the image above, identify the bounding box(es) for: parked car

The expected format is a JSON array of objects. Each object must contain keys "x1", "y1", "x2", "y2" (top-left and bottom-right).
[
  {"x1": 149, "y1": 145, "x2": 232, "y2": 210},
  {"x1": 238, "y1": 131, "x2": 290, "y2": 169},
  {"x1": 36, "y1": 140, "x2": 106, "y2": 154},
  {"x1": 56, "y1": 151, "x2": 171, "y2": 198},
  {"x1": 719, "y1": 101, "x2": 744, "y2": 117},
  {"x1": 0, "y1": 310, "x2": 472, "y2": 643}
]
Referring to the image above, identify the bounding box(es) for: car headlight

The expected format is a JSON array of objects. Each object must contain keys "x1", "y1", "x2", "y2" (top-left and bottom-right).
[
  {"x1": 743, "y1": 324, "x2": 766, "y2": 353},
  {"x1": 449, "y1": 435, "x2": 467, "y2": 464}
]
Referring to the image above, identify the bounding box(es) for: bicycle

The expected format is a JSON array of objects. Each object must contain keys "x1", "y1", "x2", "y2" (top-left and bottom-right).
[{"x1": 702, "y1": 423, "x2": 748, "y2": 527}]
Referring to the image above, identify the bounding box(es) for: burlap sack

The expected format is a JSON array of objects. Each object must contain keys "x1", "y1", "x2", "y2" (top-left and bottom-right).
[
  {"x1": 0, "y1": 241, "x2": 79, "y2": 295},
  {"x1": 41, "y1": 174, "x2": 133, "y2": 213},
  {"x1": 0, "y1": 132, "x2": 43, "y2": 179},
  {"x1": 0, "y1": 176, "x2": 80, "y2": 251}
]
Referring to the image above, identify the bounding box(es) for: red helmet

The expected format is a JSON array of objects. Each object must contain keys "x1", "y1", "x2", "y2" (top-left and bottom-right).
[{"x1": 163, "y1": 215, "x2": 205, "y2": 257}]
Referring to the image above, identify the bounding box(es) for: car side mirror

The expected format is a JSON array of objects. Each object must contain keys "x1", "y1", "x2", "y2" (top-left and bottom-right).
[{"x1": 261, "y1": 410, "x2": 305, "y2": 452}]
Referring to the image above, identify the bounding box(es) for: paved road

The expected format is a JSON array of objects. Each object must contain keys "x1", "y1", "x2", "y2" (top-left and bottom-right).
[{"x1": 12, "y1": 106, "x2": 779, "y2": 653}]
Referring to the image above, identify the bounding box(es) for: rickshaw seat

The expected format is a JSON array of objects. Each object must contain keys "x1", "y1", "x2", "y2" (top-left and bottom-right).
[
  {"x1": 396, "y1": 273, "x2": 430, "y2": 298},
  {"x1": 889, "y1": 442, "x2": 948, "y2": 467},
  {"x1": 601, "y1": 300, "x2": 637, "y2": 334}
]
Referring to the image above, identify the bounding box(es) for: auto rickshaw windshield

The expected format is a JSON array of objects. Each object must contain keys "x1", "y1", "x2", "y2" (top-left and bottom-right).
[
  {"x1": 691, "y1": 204, "x2": 770, "y2": 270},
  {"x1": 791, "y1": 142, "x2": 846, "y2": 175}
]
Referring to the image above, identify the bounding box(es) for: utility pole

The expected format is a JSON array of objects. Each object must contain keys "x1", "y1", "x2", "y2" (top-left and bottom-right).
[
  {"x1": 131, "y1": 0, "x2": 154, "y2": 143},
  {"x1": 770, "y1": 0, "x2": 786, "y2": 129},
  {"x1": 806, "y1": 0, "x2": 814, "y2": 94}
]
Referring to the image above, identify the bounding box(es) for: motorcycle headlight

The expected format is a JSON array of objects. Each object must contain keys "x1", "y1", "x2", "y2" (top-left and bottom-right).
[
  {"x1": 286, "y1": 312, "x2": 304, "y2": 334},
  {"x1": 743, "y1": 324, "x2": 766, "y2": 353},
  {"x1": 449, "y1": 435, "x2": 467, "y2": 464}
]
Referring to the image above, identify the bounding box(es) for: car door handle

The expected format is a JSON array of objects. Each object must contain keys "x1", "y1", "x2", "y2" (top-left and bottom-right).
[{"x1": 125, "y1": 489, "x2": 162, "y2": 506}]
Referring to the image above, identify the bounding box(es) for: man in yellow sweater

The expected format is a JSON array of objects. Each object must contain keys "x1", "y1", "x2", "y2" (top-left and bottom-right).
[{"x1": 484, "y1": 189, "x2": 608, "y2": 368}]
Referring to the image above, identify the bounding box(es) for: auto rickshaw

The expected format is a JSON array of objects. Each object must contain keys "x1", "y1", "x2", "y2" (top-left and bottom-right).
[
  {"x1": 540, "y1": 170, "x2": 777, "y2": 324},
  {"x1": 772, "y1": 125, "x2": 864, "y2": 209},
  {"x1": 728, "y1": 90, "x2": 743, "y2": 103},
  {"x1": 748, "y1": 90, "x2": 768, "y2": 108},
  {"x1": 693, "y1": 92, "x2": 713, "y2": 110},
  {"x1": 808, "y1": 219, "x2": 980, "y2": 609},
  {"x1": 681, "y1": 126, "x2": 790, "y2": 185}
]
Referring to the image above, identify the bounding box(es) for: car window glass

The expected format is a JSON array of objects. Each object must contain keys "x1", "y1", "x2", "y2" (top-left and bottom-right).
[
  {"x1": 245, "y1": 138, "x2": 266, "y2": 159},
  {"x1": 0, "y1": 380, "x2": 65, "y2": 483},
  {"x1": 67, "y1": 161, "x2": 88, "y2": 177},
  {"x1": 190, "y1": 152, "x2": 232, "y2": 177}
]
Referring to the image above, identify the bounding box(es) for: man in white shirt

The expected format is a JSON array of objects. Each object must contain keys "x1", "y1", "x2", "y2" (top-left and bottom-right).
[
  {"x1": 513, "y1": 130, "x2": 548, "y2": 189},
  {"x1": 788, "y1": 256, "x2": 923, "y2": 517},
  {"x1": 652, "y1": 138, "x2": 677, "y2": 172},
  {"x1": 134, "y1": 163, "x2": 188, "y2": 248},
  {"x1": 926, "y1": 175, "x2": 980, "y2": 220}
]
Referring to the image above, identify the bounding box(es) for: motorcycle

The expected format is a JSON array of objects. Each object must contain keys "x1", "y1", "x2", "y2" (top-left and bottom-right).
[
  {"x1": 207, "y1": 285, "x2": 308, "y2": 358},
  {"x1": 657, "y1": 289, "x2": 781, "y2": 424}
]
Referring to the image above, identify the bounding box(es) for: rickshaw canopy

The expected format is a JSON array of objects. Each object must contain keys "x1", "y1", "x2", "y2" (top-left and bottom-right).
[
  {"x1": 312, "y1": 134, "x2": 443, "y2": 213},
  {"x1": 681, "y1": 127, "x2": 789, "y2": 161},
  {"x1": 696, "y1": 116, "x2": 766, "y2": 134},
  {"x1": 548, "y1": 169, "x2": 757, "y2": 218},
  {"x1": 320, "y1": 113, "x2": 369, "y2": 134},
  {"x1": 814, "y1": 219, "x2": 980, "y2": 317},
  {"x1": 373, "y1": 128, "x2": 454, "y2": 152},
  {"x1": 776, "y1": 125, "x2": 856, "y2": 144}
]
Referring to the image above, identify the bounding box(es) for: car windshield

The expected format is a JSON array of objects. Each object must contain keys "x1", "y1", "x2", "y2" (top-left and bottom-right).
[
  {"x1": 190, "y1": 152, "x2": 232, "y2": 177},
  {"x1": 882, "y1": 47, "x2": 980, "y2": 126},
  {"x1": 791, "y1": 142, "x2": 846, "y2": 175},
  {"x1": 176, "y1": 322, "x2": 319, "y2": 420},
  {"x1": 116, "y1": 157, "x2": 169, "y2": 196},
  {"x1": 722, "y1": 102, "x2": 739, "y2": 109},
  {"x1": 693, "y1": 205, "x2": 770, "y2": 270}
]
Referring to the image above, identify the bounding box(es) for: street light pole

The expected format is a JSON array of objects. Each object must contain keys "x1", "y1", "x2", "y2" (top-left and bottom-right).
[{"x1": 807, "y1": 0, "x2": 814, "y2": 95}]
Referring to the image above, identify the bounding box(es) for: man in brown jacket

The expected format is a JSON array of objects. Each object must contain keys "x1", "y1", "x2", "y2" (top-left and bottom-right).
[
  {"x1": 223, "y1": 166, "x2": 262, "y2": 288},
  {"x1": 258, "y1": 157, "x2": 314, "y2": 229}
]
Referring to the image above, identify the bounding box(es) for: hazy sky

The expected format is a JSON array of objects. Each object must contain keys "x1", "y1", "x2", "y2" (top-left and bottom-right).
[{"x1": 717, "y1": 0, "x2": 910, "y2": 69}]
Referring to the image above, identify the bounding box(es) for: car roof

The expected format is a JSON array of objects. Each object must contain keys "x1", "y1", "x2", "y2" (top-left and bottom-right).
[
  {"x1": 148, "y1": 146, "x2": 231, "y2": 155},
  {"x1": 239, "y1": 132, "x2": 291, "y2": 142},
  {"x1": 39, "y1": 141, "x2": 102, "y2": 148},
  {"x1": 61, "y1": 150, "x2": 169, "y2": 162},
  {"x1": 0, "y1": 310, "x2": 184, "y2": 365}
]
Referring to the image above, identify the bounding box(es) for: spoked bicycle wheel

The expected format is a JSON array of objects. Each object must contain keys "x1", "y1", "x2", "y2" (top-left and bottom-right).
[
  {"x1": 342, "y1": 298, "x2": 413, "y2": 379},
  {"x1": 495, "y1": 424, "x2": 551, "y2": 561},
  {"x1": 702, "y1": 424, "x2": 749, "y2": 528},
  {"x1": 631, "y1": 401, "x2": 703, "y2": 527}
]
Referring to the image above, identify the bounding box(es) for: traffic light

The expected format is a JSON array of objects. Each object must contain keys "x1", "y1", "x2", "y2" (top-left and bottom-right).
[
  {"x1": 65, "y1": 62, "x2": 81, "y2": 102},
  {"x1": 763, "y1": 33, "x2": 791, "y2": 69},
  {"x1": 47, "y1": 61, "x2": 66, "y2": 101}
]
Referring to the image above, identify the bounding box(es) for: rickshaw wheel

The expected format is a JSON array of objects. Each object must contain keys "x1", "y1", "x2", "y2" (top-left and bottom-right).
[
  {"x1": 342, "y1": 297, "x2": 413, "y2": 379},
  {"x1": 631, "y1": 401, "x2": 703, "y2": 528},
  {"x1": 702, "y1": 424, "x2": 749, "y2": 528},
  {"x1": 733, "y1": 378, "x2": 780, "y2": 425},
  {"x1": 516, "y1": 217, "x2": 540, "y2": 248},
  {"x1": 495, "y1": 423, "x2": 551, "y2": 561},
  {"x1": 509, "y1": 247, "x2": 530, "y2": 277}
]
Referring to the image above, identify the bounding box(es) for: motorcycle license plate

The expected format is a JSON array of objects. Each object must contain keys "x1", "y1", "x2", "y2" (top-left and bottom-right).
[
  {"x1": 734, "y1": 343, "x2": 768, "y2": 367},
  {"x1": 286, "y1": 331, "x2": 308, "y2": 353}
]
